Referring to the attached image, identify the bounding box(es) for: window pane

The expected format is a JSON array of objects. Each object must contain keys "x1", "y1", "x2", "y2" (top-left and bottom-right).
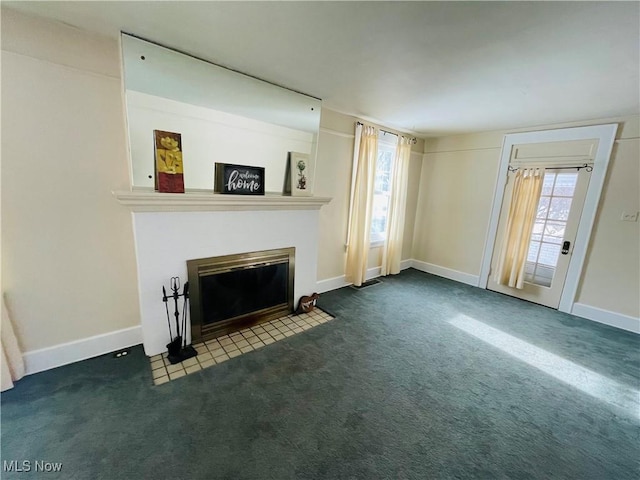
[
  {"x1": 536, "y1": 196, "x2": 550, "y2": 219},
  {"x1": 527, "y1": 241, "x2": 540, "y2": 263},
  {"x1": 370, "y1": 144, "x2": 396, "y2": 241},
  {"x1": 371, "y1": 194, "x2": 390, "y2": 239},
  {"x1": 543, "y1": 220, "x2": 566, "y2": 244},
  {"x1": 374, "y1": 150, "x2": 393, "y2": 193},
  {"x1": 538, "y1": 243, "x2": 560, "y2": 267},
  {"x1": 548, "y1": 197, "x2": 573, "y2": 220},
  {"x1": 553, "y1": 173, "x2": 578, "y2": 196},
  {"x1": 541, "y1": 173, "x2": 555, "y2": 195}
]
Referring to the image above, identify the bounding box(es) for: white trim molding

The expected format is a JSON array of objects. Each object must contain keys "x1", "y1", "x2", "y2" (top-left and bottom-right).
[
  {"x1": 479, "y1": 124, "x2": 619, "y2": 313},
  {"x1": 411, "y1": 260, "x2": 480, "y2": 287},
  {"x1": 114, "y1": 190, "x2": 332, "y2": 212},
  {"x1": 23, "y1": 326, "x2": 143, "y2": 375},
  {"x1": 571, "y1": 304, "x2": 640, "y2": 334},
  {"x1": 316, "y1": 259, "x2": 413, "y2": 293}
]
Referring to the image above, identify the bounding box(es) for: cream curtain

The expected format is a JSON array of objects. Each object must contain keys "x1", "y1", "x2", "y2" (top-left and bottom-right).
[
  {"x1": 346, "y1": 124, "x2": 378, "y2": 286},
  {"x1": 1, "y1": 296, "x2": 25, "y2": 391},
  {"x1": 382, "y1": 136, "x2": 412, "y2": 276},
  {"x1": 494, "y1": 167, "x2": 545, "y2": 289}
]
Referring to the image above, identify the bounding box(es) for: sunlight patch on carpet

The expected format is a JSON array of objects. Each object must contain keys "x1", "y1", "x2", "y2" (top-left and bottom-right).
[{"x1": 450, "y1": 314, "x2": 640, "y2": 419}]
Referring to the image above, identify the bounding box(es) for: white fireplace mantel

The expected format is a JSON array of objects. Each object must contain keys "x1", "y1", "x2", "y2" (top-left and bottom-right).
[{"x1": 113, "y1": 189, "x2": 332, "y2": 212}]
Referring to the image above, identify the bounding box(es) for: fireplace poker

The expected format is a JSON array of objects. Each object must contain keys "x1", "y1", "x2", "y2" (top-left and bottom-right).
[
  {"x1": 181, "y1": 282, "x2": 189, "y2": 349},
  {"x1": 162, "y1": 286, "x2": 172, "y2": 339}
]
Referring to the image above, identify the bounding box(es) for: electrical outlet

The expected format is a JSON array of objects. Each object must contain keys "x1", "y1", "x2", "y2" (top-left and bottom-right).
[{"x1": 620, "y1": 211, "x2": 639, "y2": 222}]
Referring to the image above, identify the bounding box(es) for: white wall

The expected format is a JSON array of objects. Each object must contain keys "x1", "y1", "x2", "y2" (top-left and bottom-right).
[{"x1": 1, "y1": 9, "x2": 141, "y2": 367}]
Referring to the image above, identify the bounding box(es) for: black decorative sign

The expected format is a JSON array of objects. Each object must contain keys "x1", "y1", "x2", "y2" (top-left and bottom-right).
[{"x1": 214, "y1": 163, "x2": 265, "y2": 195}]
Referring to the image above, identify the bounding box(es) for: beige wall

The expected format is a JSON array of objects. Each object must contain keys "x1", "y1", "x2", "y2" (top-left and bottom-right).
[
  {"x1": 1, "y1": 9, "x2": 140, "y2": 352},
  {"x1": 414, "y1": 116, "x2": 640, "y2": 318},
  {"x1": 315, "y1": 109, "x2": 423, "y2": 281}
]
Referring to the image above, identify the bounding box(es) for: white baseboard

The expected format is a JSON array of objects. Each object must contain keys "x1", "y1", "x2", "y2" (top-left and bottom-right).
[
  {"x1": 316, "y1": 275, "x2": 351, "y2": 293},
  {"x1": 316, "y1": 260, "x2": 413, "y2": 293},
  {"x1": 571, "y1": 303, "x2": 640, "y2": 334},
  {"x1": 411, "y1": 260, "x2": 480, "y2": 287},
  {"x1": 23, "y1": 325, "x2": 143, "y2": 375}
]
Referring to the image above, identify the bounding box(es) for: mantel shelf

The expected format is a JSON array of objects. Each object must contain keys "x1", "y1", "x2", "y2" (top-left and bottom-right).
[{"x1": 113, "y1": 189, "x2": 332, "y2": 212}]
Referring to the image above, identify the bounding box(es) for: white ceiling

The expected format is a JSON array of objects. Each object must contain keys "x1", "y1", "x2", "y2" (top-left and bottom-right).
[{"x1": 5, "y1": 1, "x2": 639, "y2": 136}]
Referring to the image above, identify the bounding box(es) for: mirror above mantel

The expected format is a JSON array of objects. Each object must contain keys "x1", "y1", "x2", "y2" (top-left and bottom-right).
[{"x1": 120, "y1": 34, "x2": 322, "y2": 194}]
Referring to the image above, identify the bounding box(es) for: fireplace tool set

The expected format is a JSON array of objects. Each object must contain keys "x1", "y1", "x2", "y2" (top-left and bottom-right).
[{"x1": 163, "y1": 277, "x2": 197, "y2": 364}]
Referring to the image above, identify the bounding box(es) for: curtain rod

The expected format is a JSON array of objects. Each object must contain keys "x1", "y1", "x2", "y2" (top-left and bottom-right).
[
  {"x1": 507, "y1": 163, "x2": 593, "y2": 173},
  {"x1": 356, "y1": 121, "x2": 417, "y2": 144}
]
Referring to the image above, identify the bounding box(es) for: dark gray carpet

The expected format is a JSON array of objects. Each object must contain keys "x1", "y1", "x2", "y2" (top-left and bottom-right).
[{"x1": 2, "y1": 269, "x2": 638, "y2": 479}]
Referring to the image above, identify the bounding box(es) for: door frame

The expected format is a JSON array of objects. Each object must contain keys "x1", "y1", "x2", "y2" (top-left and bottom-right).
[{"x1": 479, "y1": 124, "x2": 618, "y2": 313}]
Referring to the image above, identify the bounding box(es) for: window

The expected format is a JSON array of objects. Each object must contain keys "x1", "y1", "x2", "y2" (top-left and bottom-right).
[
  {"x1": 524, "y1": 172, "x2": 578, "y2": 287},
  {"x1": 370, "y1": 134, "x2": 397, "y2": 244}
]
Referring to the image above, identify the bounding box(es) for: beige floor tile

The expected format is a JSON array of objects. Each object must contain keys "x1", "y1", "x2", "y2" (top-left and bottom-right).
[
  {"x1": 283, "y1": 330, "x2": 295, "y2": 337},
  {"x1": 219, "y1": 337, "x2": 234, "y2": 347},
  {"x1": 234, "y1": 339, "x2": 250, "y2": 349},
  {"x1": 166, "y1": 363, "x2": 184, "y2": 374},
  {"x1": 205, "y1": 340, "x2": 221, "y2": 349},
  {"x1": 185, "y1": 364, "x2": 202, "y2": 375},
  {"x1": 223, "y1": 344, "x2": 239, "y2": 354},
  {"x1": 169, "y1": 370, "x2": 186, "y2": 380},
  {"x1": 152, "y1": 367, "x2": 167, "y2": 379},
  {"x1": 197, "y1": 352, "x2": 213, "y2": 362},
  {"x1": 257, "y1": 332, "x2": 272, "y2": 341},
  {"x1": 154, "y1": 375, "x2": 169, "y2": 386},
  {"x1": 248, "y1": 336, "x2": 263, "y2": 345},
  {"x1": 272, "y1": 333, "x2": 285, "y2": 341},
  {"x1": 150, "y1": 354, "x2": 163, "y2": 362},
  {"x1": 251, "y1": 326, "x2": 266, "y2": 334},
  {"x1": 182, "y1": 357, "x2": 198, "y2": 367},
  {"x1": 251, "y1": 341, "x2": 265, "y2": 349},
  {"x1": 263, "y1": 337, "x2": 275, "y2": 345},
  {"x1": 228, "y1": 349, "x2": 242, "y2": 358},
  {"x1": 200, "y1": 358, "x2": 216, "y2": 369},
  {"x1": 150, "y1": 359, "x2": 164, "y2": 370},
  {"x1": 240, "y1": 345, "x2": 254, "y2": 354},
  {"x1": 208, "y1": 347, "x2": 225, "y2": 358},
  {"x1": 195, "y1": 345, "x2": 209, "y2": 355},
  {"x1": 263, "y1": 323, "x2": 277, "y2": 331},
  {"x1": 292, "y1": 327, "x2": 303, "y2": 333},
  {"x1": 213, "y1": 352, "x2": 230, "y2": 363}
]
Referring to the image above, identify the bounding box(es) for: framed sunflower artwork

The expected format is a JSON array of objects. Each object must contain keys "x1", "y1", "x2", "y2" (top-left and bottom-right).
[{"x1": 153, "y1": 130, "x2": 185, "y2": 193}]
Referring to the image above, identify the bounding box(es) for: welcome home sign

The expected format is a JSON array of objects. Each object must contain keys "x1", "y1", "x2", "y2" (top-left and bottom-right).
[{"x1": 214, "y1": 163, "x2": 265, "y2": 195}]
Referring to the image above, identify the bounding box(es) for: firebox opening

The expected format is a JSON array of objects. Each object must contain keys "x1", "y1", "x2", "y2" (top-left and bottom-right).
[{"x1": 187, "y1": 247, "x2": 295, "y2": 342}]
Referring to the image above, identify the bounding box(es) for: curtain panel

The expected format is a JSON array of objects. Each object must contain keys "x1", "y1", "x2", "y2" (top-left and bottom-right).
[
  {"x1": 494, "y1": 167, "x2": 545, "y2": 289},
  {"x1": 345, "y1": 124, "x2": 378, "y2": 286},
  {"x1": 382, "y1": 136, "x2": 412, "y2": 276}
]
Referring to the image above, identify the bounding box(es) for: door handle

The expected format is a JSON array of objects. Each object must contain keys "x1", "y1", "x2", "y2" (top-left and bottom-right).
[{"x1": 561, "y1": 241, "x2": 571, "y2": 255}]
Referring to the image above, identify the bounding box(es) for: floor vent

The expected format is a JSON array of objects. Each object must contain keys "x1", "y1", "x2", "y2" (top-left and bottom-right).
[{"x1": 350, "y1": 278, "x2": 382, "y2": 290}]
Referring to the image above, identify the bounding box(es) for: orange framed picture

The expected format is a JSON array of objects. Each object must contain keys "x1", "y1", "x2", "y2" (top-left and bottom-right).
[{"x1": 154, "y1": 130, "x2": 184, "y2": 193}]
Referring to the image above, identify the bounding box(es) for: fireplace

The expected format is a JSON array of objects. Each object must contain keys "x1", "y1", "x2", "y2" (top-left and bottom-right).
[{"x1": 187, "y1": 247, "x2": 295, "y2": 342}]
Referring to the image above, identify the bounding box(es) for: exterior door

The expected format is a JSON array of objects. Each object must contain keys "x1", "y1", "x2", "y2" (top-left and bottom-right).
[{"x1": 487, "y1": 140, "x2": 595, "y2": 308}]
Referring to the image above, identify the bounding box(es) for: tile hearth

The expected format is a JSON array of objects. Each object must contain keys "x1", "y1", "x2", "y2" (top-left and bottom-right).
[{"x1": 149, "y1": 308, "x2": 335, "y2": 385}]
